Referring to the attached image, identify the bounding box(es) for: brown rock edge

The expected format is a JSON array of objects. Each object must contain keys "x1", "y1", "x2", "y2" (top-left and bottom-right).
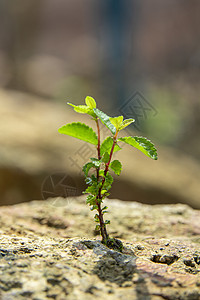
[{"x1": 0, "y1": 196, "x2": 200, "y2": 299}]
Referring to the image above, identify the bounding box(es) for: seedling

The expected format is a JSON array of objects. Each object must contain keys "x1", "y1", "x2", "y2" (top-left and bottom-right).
[{"x1": 58, "y1": 96, "x2": 157, "y2": 249}]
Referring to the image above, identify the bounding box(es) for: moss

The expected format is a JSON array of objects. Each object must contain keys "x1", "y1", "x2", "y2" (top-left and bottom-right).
[{"x1": 103, "y1": 238, "x2": 123, "y2": 253}]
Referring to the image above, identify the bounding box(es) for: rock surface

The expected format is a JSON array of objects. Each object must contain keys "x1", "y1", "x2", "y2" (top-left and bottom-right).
[{"x1": 0, "y1": 196, "x2": 200, "y2": 299}]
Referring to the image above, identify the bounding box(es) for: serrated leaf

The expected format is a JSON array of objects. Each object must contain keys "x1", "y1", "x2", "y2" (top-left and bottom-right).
[
  {"x1": 96, "y1": 197, "x2": 102, "y2": 204},
  {"x1": 93, "y1": 108, "x2": 116, "y2": 135},
  {"x1": 84, "y1": 184, "x2": 98, "y2": 196},
  {"x1": 91, "y1": 174, "x2": 98, "y2": 183},
  {"x1": 58, "y1": 122, "x2": 98, "y2": 145},
  {"x1": 119, "y1": 118, "x2": 135, "y2": 131},
  {"x1": 86, "y1": 194, "x2": 96, "y2": 205},
  {"x1": 67, "y1": 102, "x2": 96, "y2": 117},
  {"x1": 90, "y1": 158, "x2": 101, "y2": 167},
  {"x1": 99, "y1": 170, "x2": 105, "y2": 177},
  {"x1": 83, "y1": 162, "x2": 94, "y2": 177},
  {"x1": 110, "y1": 160, "x2": 122, "y2": 175},
  {"x1": 100, "y1": 137, "x2": 121, "y2": 156},
  {"x1": 103, "y1": 173, "x2": 113, "y2": 190},
  {"x1": 101, "y1": 152, "x2": 110, "y2": 164},
  {"x1": 85, "y1": 96, "x2": 96, "y2": 109},
  {"x1": 109, "y1": 116, "x2": 123, "y2": 130},
  {"x1": 118, "y1": 136, "x2": 158, "y2": 160},
  {"x1": 67, "y1": 103, "x2": 90, "y2": 114}
]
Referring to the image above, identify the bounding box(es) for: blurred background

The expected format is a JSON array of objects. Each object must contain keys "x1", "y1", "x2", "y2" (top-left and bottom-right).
[{"x1": 0, "y1": 0, "x2": 200, "y2": 208}]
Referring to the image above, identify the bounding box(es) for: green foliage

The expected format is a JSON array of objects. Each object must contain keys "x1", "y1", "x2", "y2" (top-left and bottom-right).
[
  {"x1": 110, "y1": 160, "x2": 122, "y2": 175},
  {"x1": 119, "y1": 118, "x2": 135, "y2": 131},
  {"x1": 118, "y1": 136, "x2": 158, "y2": 160},
  {"x1": 93, "y1": 108, "x2": 116, "y2": 134},
  {"x1": 58, "y1": 122, "x2": 98, "y2": 145},
  {"x1": 109, "y1": 116, "x2": 135, "y2": 132},
  {"x1": 90, "y1": 158, "x2": 101, "y2": 168},
  {"x1": 104, "y1": 220, "x2": 110, "y2": 225},
  {"x1": 67, "y1": 103, "x2": 90, "y2": 114},
  {"x1": 100, "y1": 137, "x2": 121, "y2": 156},
  {"x1": 58, "y1": 96, "x2": 158, "y2": 244},
  {"x1": 67, "y1": 96, "x2": 97, "y2": 117},
  {"x1": 85, "y1": 96, "x2": 96, "y2": 109},
  {"x1": 109, "y1": 116, "x2": 124, "y2": 130},
  {"x1": 101, "y1": 152, "x2": 110, "y2": 164},
  {"x1": 83, "y1": 162, "x2": 94, "y2": 177},
  {"x1": 103, "y1": 173, "x2": 113, "y2": 191}
]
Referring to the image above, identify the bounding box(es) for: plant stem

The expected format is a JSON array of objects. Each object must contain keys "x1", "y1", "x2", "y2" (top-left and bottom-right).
[
  {"x1": 95, "y1": 127, "x2": 118, "y2": 244},
  {"x1": 101, "y1": 131, "x2": 118, "y2": 187},
  {"x1": 96, "y1": 119, "x2": 101, "y2": 161},
  {"x1": 95, "y1": 119, "x2": 109, "y2": 243}
]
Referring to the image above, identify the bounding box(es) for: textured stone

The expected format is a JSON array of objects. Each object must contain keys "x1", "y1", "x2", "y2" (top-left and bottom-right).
[{"x1": 0, "y1": 196, "x2": 199, "y2": 299}]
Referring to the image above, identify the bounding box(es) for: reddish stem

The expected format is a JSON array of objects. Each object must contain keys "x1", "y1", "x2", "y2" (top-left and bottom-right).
[
  {"x1": 95, "y1": 119, "x2": 109, "y2": 242},
  {"x1": 96, "y1": 119, "x2": 101, "y2": 160},
  {"x1": 101, "y1": 131, "x2": 118, "y2": 188},
  {"x1": 96, "y1": 130, "x2": 118, "y2": 243}
]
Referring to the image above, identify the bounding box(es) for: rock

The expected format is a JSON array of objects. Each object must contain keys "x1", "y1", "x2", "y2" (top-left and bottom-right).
[
  {"x1": 0, "y1": 196, "x2": 199, "y2": 299},
  {"x1": 0, "y1": 88, "x2": 200, "y2": 208}
]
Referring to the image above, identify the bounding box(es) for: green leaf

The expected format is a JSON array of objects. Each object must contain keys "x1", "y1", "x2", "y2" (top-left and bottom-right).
[
  {"x1": 99, "y1": 170, "x2": 105, "y2": 177},
  {"x1": 90, "y1": 205, "x2": 98, "y2": 211},
  {"x1": 100, "y1": 137, "x2": 121, "y2": 156},
  {"x1": 110, "y1": 160, "x2": 122, "y2": 175},
  {"x1": 95, "y1": 225, "x2": 100, "y2": 231},
  {"x1": 118, "y1": 136, "x2": 158, "y2": 160},
  {"x1": 101, "y1": 192, "x2": 110, "y2": 200},
  {"x1": 94, "y1": 214, "x2": 99, "y2": 222},
  {"x1": 101, "y1": 152, "x2": 110, "y2": 164},
  {"x1": 105, "y1": 220, "x2": 110, "y2": 225},
  {"x1": 83, "y1": 162, "x2": 94, "y2": 177},
  {"x1": 86, "y1": 194, "x2": 96, "y2": 205},
  {"x1": 104, "y1": 173, "x2": 113, "y2": 189},
  {"x1": 67, "y1": 102, "x2": 96, "y2": 117},
  {"x1": 84, "y1": 184, "x2": 98, "y2": 196},
  {"x1": 102, "y1": 206, "x2": 108, "y2": 211},
  {"x1": 119, "y1": 118, "x2": 135, "y2": 131},
  {"x1": 101, "y1": 190, "x2": 107, "y2": 195},
  {"x1": 58, "y1": 122, "x2": 98, "y2": 145},
  {"x1": 85, "y1": 96, "x2": 96, "y2": 109},
  {"x1": 91, "y1": 174, "x2": 98, "y2": 183},
  {"x1": 109, "y1": 116, "x2": 123, "y2": 130},
  {"x1": 90, "y1": 158, "x2": 101, "y2": 167},
  {"x1": 102, "y1": 206, "x2": 108, "y2": 214},
  {"x1": 93, "y1": 108, "x2": 116, "y2": 135},
  {"x1": 67, "y1": 103, "x2": 90, "y2": 114}
]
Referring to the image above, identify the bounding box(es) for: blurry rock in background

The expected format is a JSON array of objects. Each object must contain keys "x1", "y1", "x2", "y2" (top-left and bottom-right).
[
  {"x1": 0, "y1": 89, "x2": 199, "y2": 209},
  {"x1": 0, "y1": 1, "x2": 199, "y2": 207},
  {"x1": 0, "y1": 50, "x2": 12, "y2": 87},
  {"x1": 24, "y1": 55, "x2": 66, "y2": 97}
]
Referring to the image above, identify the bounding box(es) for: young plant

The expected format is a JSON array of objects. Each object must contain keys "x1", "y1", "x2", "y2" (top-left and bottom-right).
[{"x1": 58, "y1": 96, "x2": 157, "y2": 248}]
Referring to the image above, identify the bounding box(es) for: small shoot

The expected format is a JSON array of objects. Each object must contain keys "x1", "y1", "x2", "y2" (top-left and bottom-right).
[{"x1": 58, "y1": 96, "x2": 158, "y2": 250}]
